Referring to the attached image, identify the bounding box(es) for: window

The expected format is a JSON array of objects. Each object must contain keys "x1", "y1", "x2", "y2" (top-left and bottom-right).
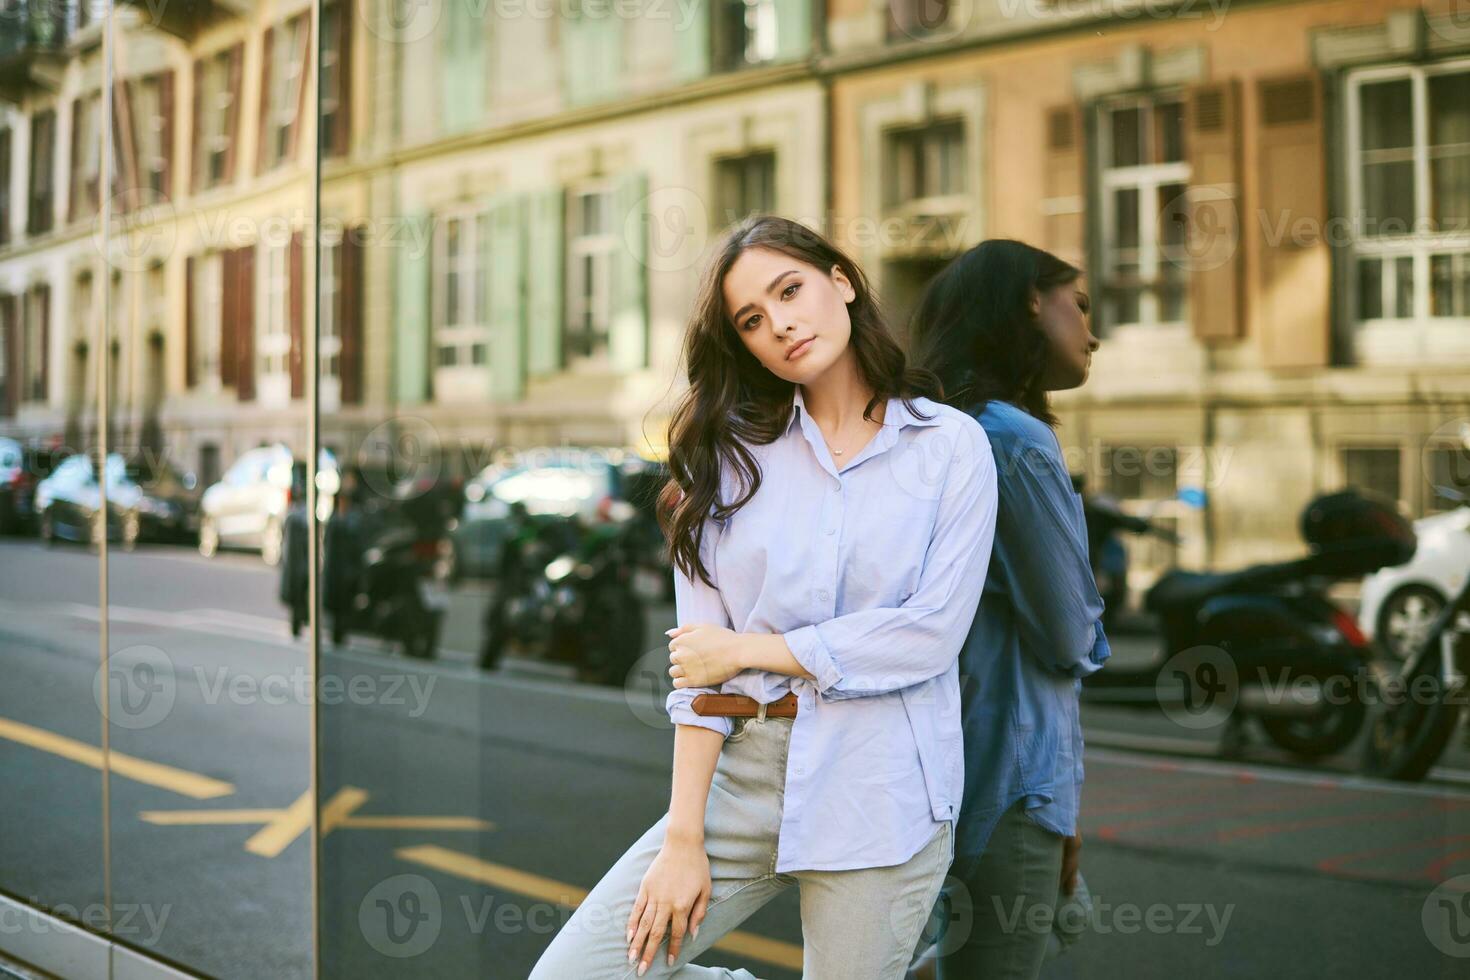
[
  {"x1": 432, "y1": 210, "x2": 491, "y2": 370},
  {"x1": 27, "y1": 108, "x2": 56, "y2": 235},
  {"x1": 132, "y1": 74, "x2": 169, "y2": 201},
  {"x1": 565, "y1": 185, "x2": 615, "y2": 364},
  {"x1": 260, "y1": 15, "x2": 309, "y2": 172},
  {"x1": 321, "y1": 1, "x2": 349, "y2": 157},
  {"x1": 1101, "y1": 445, "x2": 1178, "y2": 500},
  {"x1": 191, "y1": 253, "x2": 223, "y2": 387},
  {"x1": 195, "y1": 47, "x2": 236, "y2": 189},
  {"x1": 886, "y1": 0, "x2": 952, "y2": 41},
  {"x1": 1426, "y1": 443, "x2": 1470, "y2": 511},
  {"x1": 713, "y1": 151, "x2": 776, "y2": 227},
  {"x1": 713, "y1": 0, "x2": 778, "y2": 72},
  {"x1": 257, "y1": 241, "x2": 291, "y2": 402},
  {"x1": 1098, "y1": 95, "x2": 1190, "y2": 329},
  {"x1": 109, "y1": 269, "x2": 125, "y2": 408},
  {"x1": 1340, "y1": 446, "x2": 1402, "y2": 506},
  {"x1": 320, "y1": 236, "x2": 342, "y2": 410},
  {"x1": 1348, "y1": 62, "x2": 1470, "y2": 325},
  {"x1": 71, "y1": 93, "x2": 101, "y2": 222},
  {"x1": 23, "y1": 286, "x2": 47, "y2": 402},
  {"x1": 884, "y1": 119, "x2": 966, "y2": 210}
]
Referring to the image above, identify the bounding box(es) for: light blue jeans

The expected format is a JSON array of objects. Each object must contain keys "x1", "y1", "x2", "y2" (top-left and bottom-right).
[{"x1": 530, "y1": 712, "x2": 954, "y2": 979}]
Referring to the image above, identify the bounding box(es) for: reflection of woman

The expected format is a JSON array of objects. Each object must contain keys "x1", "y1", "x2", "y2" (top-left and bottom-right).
[
  {"x1": 529, "y1": 215, "x2": 997, "y2": 978},
  {"x1": 910, "y1": 240, "x2": 1109, "y2": 978}
]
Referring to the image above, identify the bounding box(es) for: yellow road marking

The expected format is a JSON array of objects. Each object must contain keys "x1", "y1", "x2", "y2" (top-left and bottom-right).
[
  {"x1": 0, "y1": 716, "x2": 234, "y2": 800},
  {"x1": 140, "y1": 787, "x2": 494, "y2": 858},
  {"x1": 397, "y1": 844, "x2": 804, "y2": 971}
]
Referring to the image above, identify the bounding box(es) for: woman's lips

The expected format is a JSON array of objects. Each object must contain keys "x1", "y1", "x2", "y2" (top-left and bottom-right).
[{"x1": 786, "y1": 338, "x2": 815, "y2": 361}]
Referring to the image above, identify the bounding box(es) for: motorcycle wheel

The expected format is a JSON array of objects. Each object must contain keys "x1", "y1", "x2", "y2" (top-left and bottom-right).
[
  {"x1": 1259, "y1": 677, "x2": 1367, "y2": 760},
  {"x1": 1361, "y1": 670, "x2": 1464, "y2": 781},
  {"x1": 479, "y1": 596, "x2": 508, "y2": 671},
  {"x1": 400, "y1": 600, "x2": 438, "y2": 660}
]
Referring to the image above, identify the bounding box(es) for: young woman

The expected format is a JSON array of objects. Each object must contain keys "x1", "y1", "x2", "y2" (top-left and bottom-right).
[
  {"x1": 529, "y1": 215, "x2": 998, "y2": 979},
  {"x1": 908, "y1": 239, "x2": 1109, "y2": 979}
]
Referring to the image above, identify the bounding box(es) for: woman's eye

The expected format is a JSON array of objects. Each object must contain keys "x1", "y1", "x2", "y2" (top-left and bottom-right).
[
  {"x1": 742, "y1": 314, "x2": 761, "y2": 331},
  {"x1": 782, "y1": 283, "x2": 800, "y2": 299}
]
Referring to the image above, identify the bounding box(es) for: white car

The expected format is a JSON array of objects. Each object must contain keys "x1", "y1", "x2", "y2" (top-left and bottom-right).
[
  {"x1": 198, "y1": 445, "x2": 339, "y2": 565},
  {"x1": 1359, "y1": 497, "x2": 1470, "y2": 660}
]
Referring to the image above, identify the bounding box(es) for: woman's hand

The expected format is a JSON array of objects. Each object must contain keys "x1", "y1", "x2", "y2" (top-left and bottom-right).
[
  {"x1": 626, "y1": 836, "x2": 711, "y2": 974},
  {"x1": 1060, "y1": 832, "x2": 1082, "y2": 895},
  {"x1": 667, "y1": 624, "x2": 746, "y2": 689}
]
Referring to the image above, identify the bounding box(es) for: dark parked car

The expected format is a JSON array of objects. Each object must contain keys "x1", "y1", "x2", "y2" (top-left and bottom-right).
[
  {"x1": 36, "y1": 452, "x2": 201, "y2": 549},
  {"x1": 0, "y1": 439, "x2": 64, "y2": 534}
]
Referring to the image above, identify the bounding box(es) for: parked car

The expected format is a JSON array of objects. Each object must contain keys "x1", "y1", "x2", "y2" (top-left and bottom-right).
[
  {"x1": 446, "y1": 449, "x2": 661, "y2": 583},
  {"x1": 35, "y1": 452, "x2": 200, "y2": 549},
  {"x1": 0, "y1": 439, "x2": 65, "y2": 534},
  {"x1": 1359, "y1": 498, "x2": 1470, "y2": 661},
  {"x1": 198, "y1": 445, "x2": 338, "y2": 565}
]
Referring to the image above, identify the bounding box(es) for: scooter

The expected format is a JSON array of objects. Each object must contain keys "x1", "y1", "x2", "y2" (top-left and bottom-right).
[
  {"x1": 1073, "y1": 474, "x2": 1180, "y2": 631},
  {"x1": 325, "y1": 509, "x2": 442, "y2": 660},
  {"x1": 1082, "y1": 489, "x2": 1417, "y2": 760},
  {"x1": 1361, "y1": 487, "x2": 1470, "y2": 781}
]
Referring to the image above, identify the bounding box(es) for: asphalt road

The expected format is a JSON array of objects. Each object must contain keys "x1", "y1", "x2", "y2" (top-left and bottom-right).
[{"x1": 2, "y1": 538, "x2": 1469, "y2": 978}]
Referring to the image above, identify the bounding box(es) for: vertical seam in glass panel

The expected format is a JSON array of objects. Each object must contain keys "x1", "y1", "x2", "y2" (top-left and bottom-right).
[
  {"x1": 309, "y1": 3, "x2": 324, "y2": 977},
  {"x1": 100, "y1": 1, "x2": 116, "y2": 965}
]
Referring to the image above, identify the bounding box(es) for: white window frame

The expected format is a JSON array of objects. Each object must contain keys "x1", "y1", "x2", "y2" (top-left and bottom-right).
[
  {"x1": 198, "y1": 50, "x2": 232, "y2": 188},
  {"x1": 77, "y1": 94, "x2": 101, "y2": 218},
  {"x1": 256, "y1": 239, "x2": 291, "y2": 405},
  {"x1": 565, "y1": 182, "x2": 615, "y2": 370},
  {"x1": 191, "y1": 252, "x2": 223, "y2": 390},
  {"x1": 134, "y1": 75, "x2": 166, "y2": 199},
  {"x1": 319, "y1": 234, "x2": 342, "y2": 412},
  {"x1": 23, "y1": 289, "x2": 45, "y2": 403},
  {"x1": 266, "y1": 16, "x2": 308, "y2": 170},
  {"x1": 1345, "y1": 58, "x2": 1470, "y2": 363},
  {"x1": 715, "y1": 0, "x2": 778, "y2": 70},
  {"x1": 431, "y1": 207, "x2": 491, "y2": 401},
  {"x1": 1096, "y1": 93, "x2": 1191, "y2": 332},
  {"x1": 72, "y1": 271, "x2": 94, "y2": 408}
]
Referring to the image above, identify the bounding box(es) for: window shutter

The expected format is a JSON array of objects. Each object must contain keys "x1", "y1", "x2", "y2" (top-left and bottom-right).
[
  {"x1": 112, "y1": 78, "x2": 140, "y2": 212},
  {"x1": 1042, "y1": 104, "x2": 1085, "y2": 270},
  {"x1": 487, "y1": 195, "x2": 526, "y2": 402},
  {"x1": 191, "y1": 58, "x2": 204, "y2": 192},
  {"x1": 286, "y1": 15, "x2": 313, "y2": 162},
  {"x1": 256, "y1": 27, "x2": 275, "y2": 175},
  {"x1": 333, "y1": 1, "x2": 353, "y2": 157},
  {"x1": 338, "y1": 226, "x2": 363, "y2": 404},
  {"x1": 68, "y1": 96, "x2": 80, "y2": 223},
  {"x1": 609, "y1": 172, "x2": 648, "y2": 372},
  {"x1": 223, "y1": 43, "x2": 243, "y2": 182},
  {"x1": 560, "y1": 10, "x2": 620, "y2": 105},
  {"x1": 220, "y1": 251, "x2": 238, "y2": 387},
  {"x1": 37, "y1": 284, "x2": 50, "y2": 403},
  {"x1": 673, "y1": 1, "x2": 709, "y2": 80},
  {"x1": 1, "y1": 295, "x2": 15, "y2": 416},
  {"x1": 1256, "y1": 73, "x2": 1328, "y2": 369},
  {"x1": 526, "y1": 187, "x2": 564, "y2": 376},
  {"x1": 289, "y1": 229, "x2": 305, "y2": 398},
  {"x1": 184, "y1": 254, "x2": 196, "y2": 388},
  {"x1": 234, "y1": 245, "x2": 256, "y2": 401},
  {"x1": 394, "y1": 211, "x2": 432, "y2": 404},
  {"x1": 774, "y1": 0, "x2": 812, "y2": 62},
  {"x1": 158, "y1": 70, "x2": 174, "y2": 199},
  {"x1": 441, "y1": 2, "x2": 485, "y2": 131},
  {"x1": 1184, "y1": 80, "x2": 1243, "y2": 342}
]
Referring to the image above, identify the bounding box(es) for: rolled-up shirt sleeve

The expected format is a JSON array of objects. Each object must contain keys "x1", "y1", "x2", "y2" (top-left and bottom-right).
[
  {"x1": 782, "y1": 430, "x2": 998, "y2": 700},
  {"x1": 664, "y1": 519, "x2": 735, "y2": 738}
]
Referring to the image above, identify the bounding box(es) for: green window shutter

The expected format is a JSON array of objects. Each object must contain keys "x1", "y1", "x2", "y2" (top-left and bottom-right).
[
  {"x1": 395, "y1": 211, "x2": 432, "y2": 405},
  {"x1": 673, "y1": 1, "x2": 710, "y2": 81},
  {"x1": 441, "y1": 0, "x2": 485, "y2": 133},
  {"x1": 609, "y1": 172, "x2": 648, "y2": 373},
  {"x1": 774, "y1": 0, "x2": 812, "y2": 63},
  {"x1": 487, "y1": 194, "x2": 526, "y2": 402},
  {"x1": 526, "y1": 188, "x2": 564, "y2": 376},
  {"x1": 561, "y1": 10, "x2": 622, "y2": 105}
]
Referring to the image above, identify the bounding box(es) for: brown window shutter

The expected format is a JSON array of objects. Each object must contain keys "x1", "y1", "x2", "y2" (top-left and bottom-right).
[
  {"x1": 1, "y1": 295, "x2": 15, "y2": 416},
  {"x1": 339, "y1": 226, "x2": 362, "y2": 404},
  {"x1": 220, "y1": 250, "x2": 237, "y2": 387},
  {"x1": 112, "y1": 78, "x2": 140, "y2": 212},
  {"x1": 184, "y1": 254, "x2": 197, "y2": 388},
  {"x1": 29, "y1": 110, "x2": 54, "y2": 235},
  {"x1": 288, "y1": 230, "x2": 304, "y2": 398},
  {"x1": 1184, "y1": 80, "x2": 1244, "y2": 343},
  {"x1": 286, "y1": 15, "x2": 313, "y2": 163},
  {"x1": 1256, "y1": 73, "x2": 1329, "y2": 369},
  {"x1": 86, "y1": 95, "x2": 100, "y2": 217},
  {"x1": 1041, "y1": 105, "x2": 1085, "y2": 271},
  {"x1": 256, "y1": 27, "x2": 275, "y2": 175},
  {"x1": 68, "y1": 96, "x2": 81, "y2": 224},
  {"x1": 158, "y1": 70, "x2": 174, "y2": 199},
  {"x1": 223, "y1": 43, "x2": 244, "y2": 182},
  {"x1": 191, "y1": 58, "x2": 204, "y2": 192},
  {"x1": 335, "y1": 1, "x2": 353, "y2": 158},
  {"x1": 0, "y1": 128, "x2": 11, "y2": 247},
  {"x1": 37, "y1": 284, "x2": 50, "y2": 402},
  {"x1": 235, "y1": 245, "x2": 255, "y2": 401}
]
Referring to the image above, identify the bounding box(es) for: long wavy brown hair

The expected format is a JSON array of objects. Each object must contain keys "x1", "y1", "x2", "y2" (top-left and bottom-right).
[{"x1": 658, "y1": 215, "x2": 940, "y2": 588}]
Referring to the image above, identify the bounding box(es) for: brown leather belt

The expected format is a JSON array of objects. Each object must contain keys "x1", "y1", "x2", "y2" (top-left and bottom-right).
[{"x1": 691, "y1": 691, "x2": 799, "y2": 718}]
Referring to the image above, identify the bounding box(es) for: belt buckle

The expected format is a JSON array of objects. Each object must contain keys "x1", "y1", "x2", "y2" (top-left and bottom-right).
[{"x1": 756, "y1": 700, "x2": 768, "y2": 723}]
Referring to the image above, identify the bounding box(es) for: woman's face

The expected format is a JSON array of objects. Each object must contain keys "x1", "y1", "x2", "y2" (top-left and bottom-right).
[
  {"x1": 1033, "y1": 279, "x2": 1098, "y2": 391},
  {"x1": 722, "y1": 247, "x2": 856, "y2": 385}
]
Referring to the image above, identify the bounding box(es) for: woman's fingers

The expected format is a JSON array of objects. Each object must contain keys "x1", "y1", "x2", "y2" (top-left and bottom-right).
[
  {"x1": 634, "y1": 903, "x2": 669, "y2": 975},
  {"x1": 628, "y1": 901, "x2": 657, "y2": 967},
  {"x1": 689, "y1": 886, "x2": 710, "y2": 940},
  {"x1": 626, "y1": 887, "x2": 647, "y2": 945}
]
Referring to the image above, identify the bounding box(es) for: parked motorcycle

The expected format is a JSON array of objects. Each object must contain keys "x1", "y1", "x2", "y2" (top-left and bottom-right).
[
  {"x1": 479, "y1": 501, "x2": 648, "y2": 686},
  {"x1": 1082, "y1": 489, "x2": 1417, "y2": 760},
  {"x1": 1361, "y1": 487, "x2": 1470, "y2": 781},
  {"x1": 1073, "y1": 474, "x2": 1180, "y2": 630}
]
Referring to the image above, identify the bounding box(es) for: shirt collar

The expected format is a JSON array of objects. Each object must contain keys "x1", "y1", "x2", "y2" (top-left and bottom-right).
[{"x1": 787, "y1": 385, "x2": 942, "y2": 435}]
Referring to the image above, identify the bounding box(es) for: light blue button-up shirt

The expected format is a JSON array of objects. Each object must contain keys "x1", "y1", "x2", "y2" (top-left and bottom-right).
[
  {"x1": 952, "y1": 400, "x2": 1111, "y2": 875},
  {"x1": 666, "y1": 386, "x2": 998, "y2": 872}
]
